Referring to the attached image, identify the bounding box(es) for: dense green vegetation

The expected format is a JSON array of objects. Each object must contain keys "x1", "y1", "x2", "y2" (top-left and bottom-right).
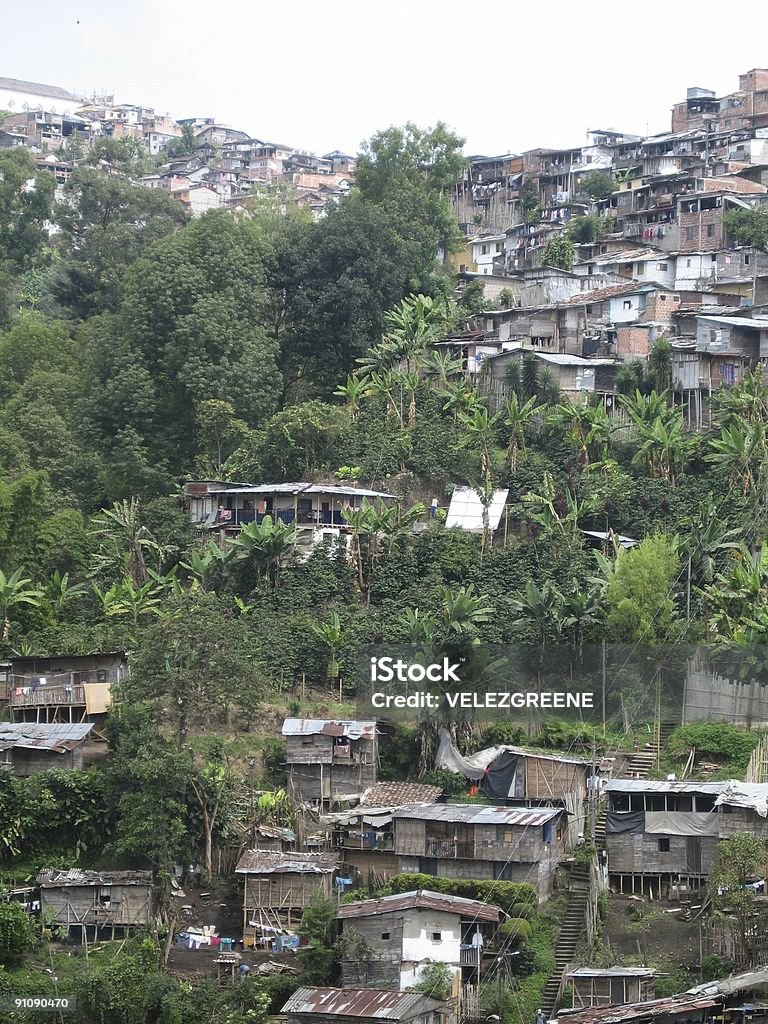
[{"x1": 1, "y1": 121, "x2": 767, "y2": 1023}]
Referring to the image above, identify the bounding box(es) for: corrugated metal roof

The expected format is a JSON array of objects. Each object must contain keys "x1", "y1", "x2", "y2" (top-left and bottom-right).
[
  {"x1": 606, "y1": 780, "x2": 728, "y2": 794},
  {"x1": 282, "y1": 988, "x2": 446, "y2": 1020},
  {"x1": 338, "y1": 889, "x2": 502, "y2": 923},
  {"x1": 235, "y1": 851, "x2": 339, "y2": 874},
  {"x1": 533, "y1": 354, "x2": 618, "y2": 367},
  {"x1": 204, "y1": 482, "x2": 395, "y2": 499},
  {"x1": 282, "y1": 719, "x2": 377, "y2": 739},
  {"x1": 392, "y1": 803, "x2": 561, "y2": 826},
  {"x1": 360, "y1": 783, "x2": 443, "y2": 807},
  {"x1": 557, "y1": 995, "x2": 720, "y2": 1024},
  {"x1": 567, "y1": 968, "x2": 657, "y2": 978},
  {"x1": 37, "y1": 868, "x2": 152, "y2": 887},
  {"x1": 0, "y1": 723, "x2": 93, "y2": 754}
]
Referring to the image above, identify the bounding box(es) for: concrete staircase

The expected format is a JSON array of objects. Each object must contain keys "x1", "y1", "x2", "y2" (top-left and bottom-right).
[{"x1": 539, "y1": 864, "x2": 590, "y2": 1018}]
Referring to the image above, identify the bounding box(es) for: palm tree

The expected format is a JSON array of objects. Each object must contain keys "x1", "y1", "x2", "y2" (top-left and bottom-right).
[
  {"x1": 312, "y1": 612, "x2": 343, "y2": 682},
  {"x1": 0, "y1": 568, "x2": 43, "y2": 642},
  {"x1": 419, "y1": 349, "x2": 465, "y2": 385},
  {"x1": 44, "y1": 570, "x2": 88, "y2": 618},
  {"x1": 440, "y1": 378, "x2": 477, "y2": 422},
  {"x1": 90, "y1": 497, "x2": 162, "y2": 586},
  {"x1": 334, "y1": 374, "x2": 370, "y2": 420},
  {"x1": 438, "y1": 584, "x2": 494, "y2": 640},
  {"x1": 678, "y1": 495, "x2": 741, "y2": 620},
  {"x1": 503, "y1": 393, "x2": 539, "y2": 472},
  {"x1": 647, "y1": 337, "x2": 673, "y2": 393},
  {"x1": 93, "y1": 578, "x2": 163, "y2": 626},
  {"x1": 706, "y1": 422, "x2": 768, "y2": 500},
  {"x1": 521, "y1": 352, "x2": 541, "y2": 400},
  {"x1": 342, "y1": 499, "x2": 424, "y2": 604},
  {"x1": 228, "y1": 515, "x2": 299, "y2": 589},
  {"x1": 457, "y1": 404, "x2": 502, "y2": 490},
  {"x1": 181, "y1": 540, "x2": 232, "y2": 593},
  {"x1": 630, "y1": 411, "x2": 690, "y2": 487}
]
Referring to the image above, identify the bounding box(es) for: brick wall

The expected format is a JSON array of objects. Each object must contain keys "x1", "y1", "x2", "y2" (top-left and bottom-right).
[
  {"x1": 616, "y1": 326, "x2": 651, "y2": 359},
  {"x1": 679, "y1": 209, "x2": 724, "y2": 252},
  {"x1": 640, "y1": 292, "x2": 681, "y2": 324}
]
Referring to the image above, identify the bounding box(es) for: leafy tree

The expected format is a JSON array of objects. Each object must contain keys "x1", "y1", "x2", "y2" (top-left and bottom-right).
[
  {"x1": 0, "y1": 149, "x2": 55, "y2": 269},
  {"x1": 541, "y1": 236, "x2": 575, "y2": 271},
  {"x1": 53, "y1": 168, "x2": 188, "y2": 317},
  {"x1": 196, "y1": 399, "x2": 250, "y2": 477},
  {"x1": 356, "y1": 121, "x2": 466, "y2": 254},
  {"x1": 459, "y1": 279, "x2": 486, "y2": 313},
  {"x1": 118, "y1": 211, "x2": 281, "y2": 467},
  {"x1": 567, "y1": 214, "x2": 608, "y2": 244},
  {"x1": 710, "y1": 834, "x2": 768, "y2": 964},
  {"x1": 498, "y1": 286, "x2": 515, "y2": 309},
  {"x1": 604, "y1": 535, "x2": 681, "y2": 643},
  {"x1": 519, "y1": 177, "x2": 542, "y2": 226},
  {"x1": 228, "y1": 515, "x2": 299, "y2": 590},
  {"x1": 409, "y1": 962, "x2": 453, "y2": 1000},
  {"x1": 578, "y1": 170, "x2": 615, "y2": 200},
  {"x1": 724, "y1": 207, "x2": 768, "y2": 248}
]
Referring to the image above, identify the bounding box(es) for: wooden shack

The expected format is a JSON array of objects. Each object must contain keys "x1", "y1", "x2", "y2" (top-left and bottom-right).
[
  {"x1": 7, "y1": 651, "x2": 127, "y2": 724},
  {"x1": 393, "y1": 803, "x2": 566, "y2": 900},
  {"x1": 235, "y1": 850, "x2": 339, "y2": 940},
  {"x1": 604, "y1": 780, "x2": 726, "y2": 896},
  {"x1": 283, "y1": 719, "x2": 377, "y2": 808},
  {"x1": 0, "y1": 723, "x2": 93, "y2": 775},
  {"x1": 566, "y1": 968, "x2": 657, "y2": 1008},
  {"x1": 325, "y1": 784, "x2": 443, "y2": 881},
  {"x1": 37, "y1": 868, "x2": 154, "y2": 941},
  {"x1": 282, "y1": 987, "x2": 450, "y2": 1024},
  {"x1": 338, "y1": 889, "x2": 501, "y2": 990}
]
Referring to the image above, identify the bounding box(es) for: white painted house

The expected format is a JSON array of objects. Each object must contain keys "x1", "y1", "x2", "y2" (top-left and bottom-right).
[
  {"x1": 471, "y1": 234, "x2": 505, "y2": 275},
  {"x1": 338, "y1": 890, "x2": 502, "y2": 991},
  {"x1": 0, "y1": 77, "x2": 85, "y2": 115}
]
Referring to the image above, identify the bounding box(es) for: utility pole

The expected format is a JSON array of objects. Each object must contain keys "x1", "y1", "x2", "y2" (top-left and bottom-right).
[{"x1": 590, "y1": 738, "x2": 597, "y2": 846}]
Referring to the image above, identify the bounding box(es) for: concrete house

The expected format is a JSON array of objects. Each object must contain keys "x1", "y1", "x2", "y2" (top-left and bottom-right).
[
  {"x1": 283, "y1": 719, "x2": 378, "y2": 808},
  {"x1": 393, "y1": 803, "x2": 567, "y2": 899},
  {"x1": 37, "y1": 868, "x2": 154, "y2": 942},
  {"x1": 235, "y1": 850, "x2": 338, "y2": 940},
  {"x1": 183, "y1": 480, "x2": 396, "y2": 554},
  {"x1": 337, "y1": 889, "x2": 502, "y2": 990},
  {"x1": 282, "y1": 988, "x2": 449, "y2": 1024},
  {"x1": 604, "y1": 780, "x2": 726, "y2": 895}
]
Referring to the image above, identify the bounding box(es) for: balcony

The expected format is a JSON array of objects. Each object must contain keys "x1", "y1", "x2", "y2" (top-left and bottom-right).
[
  {"x1": 425, "y1": 838, "x2": 474, "y2": 859},
  {"x1": 217, "y1": 509, "x2": 352, "y2": 529},
  {"x1": 460, "y1": 947, "x2": 482, "y2": 967},
  {"x1": 9, "y1": 684, "x2": 87, "y2": 708}
]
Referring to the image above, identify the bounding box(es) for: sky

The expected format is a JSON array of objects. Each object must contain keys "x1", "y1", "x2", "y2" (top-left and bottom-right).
[{"x1": 3, "y1": 1, "x2": 768, "y2": 157}]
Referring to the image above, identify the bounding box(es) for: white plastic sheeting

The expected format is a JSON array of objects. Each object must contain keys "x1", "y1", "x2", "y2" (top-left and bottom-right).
[
  {"x1": 715, "y1": 781, "x2": 768, "y2": 818},
  {"x1": 445, "y1": 486, "x2": 509, "y2": 534},
  {"x1": 435, "y1": 728, "x2": 504, "y2": 780}
]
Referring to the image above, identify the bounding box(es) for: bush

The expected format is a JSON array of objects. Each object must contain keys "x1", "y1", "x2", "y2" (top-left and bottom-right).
[
  {"x1": 499, "y1": 918, "x2": 533, "y2": 941},
  {"x1": 0, "y1": 901, "x2": 36, "y2": 964},
  {"x1": 666, "y1": 723, "x2": 760, "y2": 772},
  {"x1": 262, "y1": 738, "x2": 287, "y2": 785},
  {"x1": 422, "y1": 769, "x2": 469, "y2": 797}
]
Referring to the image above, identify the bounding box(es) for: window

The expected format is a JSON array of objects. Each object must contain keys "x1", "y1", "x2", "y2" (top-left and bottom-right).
[
  {"x1": 745, "y1": 254, "x2": 751, "y2": 265},
  {"x1": 658, "y1": 263, "x2": 668, "y2": 271},
  {"x1": 707, "y1": 224, "x2": 715, "y2": 238},
  {"x1": 481, "y1": 244, "x2": 488, "y2": 255},
  {"x1": 432, "y1": 931, "x2": 442, "y2": 942},
  {"x1": 686, "y1": 258, "x2": 692, "y2": 268},
  {"x1": 685, "y1": 227, "x2": 695, "y2": 242},
  {"x1": 636, "y1": 263, "x2": 645, "y2": 275},
  {"x1": 697, "y1": 794, "x2": 716, "y2": 812},
  {"x1": 711, "y1": 253, "x2": 717, "y2": 262},
  {"x1": 658, "y1": 837, "x2": 670, "y2": 852},
  {"x1": 496, "y1": 242, "x2": 502, "y2": 252},
  {"x1": 381, "y1": 931, "x2": 390, "y2": 940},
  {"x1": 660, "y1": 295, "x2": 667, "y2": 302},
  {"x1": 623, "y1": 300, "x2": 632, "y2": 310}
]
